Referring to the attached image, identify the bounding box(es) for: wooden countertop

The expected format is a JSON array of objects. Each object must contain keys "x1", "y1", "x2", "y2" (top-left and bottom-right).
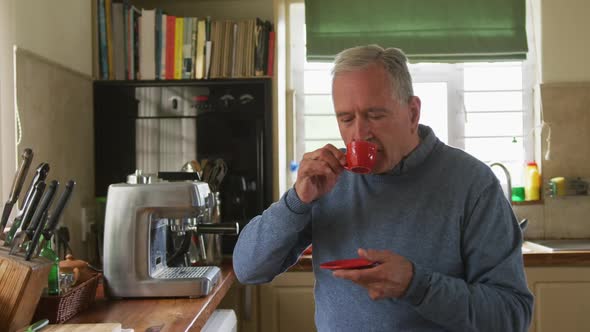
[
  {"x1": 290, "y1": 245, "x2": 590, "y2": 271},
  {"x1": 522, "y1": 242, "x2": 590, "y2": 266},
  {"x1": 68, "y1": 262, "x2": 236, "y2": 331}
]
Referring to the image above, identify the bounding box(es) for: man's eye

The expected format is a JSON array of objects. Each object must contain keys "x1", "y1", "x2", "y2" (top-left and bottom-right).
[
  {"x1": 339, "y1": 117, "x2": 353, "y2": 123},
  {"x1": 369, "y1": 115, "x2": 385, "y2": 120}
]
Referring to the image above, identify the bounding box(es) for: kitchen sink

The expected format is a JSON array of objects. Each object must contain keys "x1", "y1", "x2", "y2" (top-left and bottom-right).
[{"x1": 526, "y1": 239, "x2": 590, "y2": 252}]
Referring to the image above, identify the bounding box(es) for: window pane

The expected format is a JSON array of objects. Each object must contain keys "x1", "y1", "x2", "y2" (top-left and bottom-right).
[
  {"x1": 464, "y1": 91, "x2": 522, "y2": 112},
  {"x1": 304, "y1": 115, "x2": 340, "y2": 139},
  {"x1": 414, "y1": 82, "x2": 448, "y2": 144},
  {"x1": 464, "y1": 66, "x2": 522, "y2": 91},
  {"x1": 304, "y1": 70, "x2": 332, "y2": 94},
  {"x1": 304, "y1": 95, "x2": 334, "y2": 114},
  {"x1": 465, "y1": 112, "x2": 523, "y2": 137},
  {"x1": 305, "y1": 140, "x2": 345, "y2": 153},
  {"x1": 464, "y1": 137, "x2": 524, "y2": 162}
]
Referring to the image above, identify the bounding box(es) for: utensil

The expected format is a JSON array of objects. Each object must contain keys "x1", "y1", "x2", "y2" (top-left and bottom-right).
[
  {"x1": 24, "y1": 180, "x2": 60, "y2": 260},
  {"x1": 320, "y1": 258, "x2": 378, "y2": 270},
  {"x1": 33, "y1": 180, "x2": 76, "y2": 258},
  {"x1": 10, "y1": 180, "x2": 57, "y2": 255},
  {"x1": 0, "y1": 148, "x2": 33, "y2": 234},
  {"x1": 3, "y1": 163, "x2": 50, "y2": 242},
  {"x1": 24, "y1": 318, "x2": 48, "y2": 332},
  {"x1": 4, "y1": 181, "x2": 45, "y2": 249}
]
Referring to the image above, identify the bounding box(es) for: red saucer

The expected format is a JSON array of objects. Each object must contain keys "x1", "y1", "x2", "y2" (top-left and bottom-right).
[{"x1": 320, "y1": 258, "x2": 377, "y2": 270}]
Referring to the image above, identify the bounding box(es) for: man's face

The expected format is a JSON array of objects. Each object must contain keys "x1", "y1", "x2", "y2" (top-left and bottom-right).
[{"x1": 332, "y1": 63, "x2": 421, "y2": 174}]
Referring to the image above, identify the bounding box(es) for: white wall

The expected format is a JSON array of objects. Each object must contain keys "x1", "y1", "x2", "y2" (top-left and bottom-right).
[
  {"x1": 0, "y1": 0, "x2": 92, "y2": 202},
  {"x1": 0, "y1": 0, "x2": 18, "y2": 203},
  {"x1": 541, "y1": 0, "x2": 590, "y2": 82}
]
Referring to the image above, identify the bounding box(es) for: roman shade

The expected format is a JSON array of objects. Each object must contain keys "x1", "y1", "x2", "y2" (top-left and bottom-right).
[{"x1": 305, "y1": 0, "x2": 528, "y2": 62}]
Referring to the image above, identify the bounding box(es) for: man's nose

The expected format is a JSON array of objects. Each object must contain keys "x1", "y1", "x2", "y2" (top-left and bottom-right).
[{"x1": 351, "y1": 117, "x2": 371, "y2": 141}]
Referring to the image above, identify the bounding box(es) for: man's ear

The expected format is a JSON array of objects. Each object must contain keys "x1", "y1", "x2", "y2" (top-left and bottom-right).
[{"x1": 408, "y1": 96, "x2": 421, "y2": 133}]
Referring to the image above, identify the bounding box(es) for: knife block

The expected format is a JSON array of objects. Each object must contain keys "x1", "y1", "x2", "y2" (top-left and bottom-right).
[{"x1": 0, "y1": 249, "x2": 52, "y2": 332}]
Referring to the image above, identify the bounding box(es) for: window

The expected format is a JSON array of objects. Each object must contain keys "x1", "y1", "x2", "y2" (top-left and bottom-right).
[{"x1": 288, "y1": 1, "x2": 534, "y2": 186}]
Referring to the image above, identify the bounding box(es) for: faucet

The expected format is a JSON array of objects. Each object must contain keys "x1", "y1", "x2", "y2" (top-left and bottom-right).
[{"x1": 489, "y1": 162, "x2": 512, "y2": 202}]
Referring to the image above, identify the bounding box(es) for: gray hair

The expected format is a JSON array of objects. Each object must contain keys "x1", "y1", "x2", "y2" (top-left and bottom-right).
[{"x1": 332, "y1": 45, "x2": 414, "y2": 104}]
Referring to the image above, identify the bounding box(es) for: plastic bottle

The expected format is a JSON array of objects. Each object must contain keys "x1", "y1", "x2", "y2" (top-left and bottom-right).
[{"x1": 525, "y1": 161, "x2": 541, "y2": 201}]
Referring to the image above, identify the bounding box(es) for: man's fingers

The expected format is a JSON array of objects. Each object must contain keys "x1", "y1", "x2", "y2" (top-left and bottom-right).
[
  {"x1": 358, "y1": 248, "x2": 391, "y2": 263},
  {"x1": 332, "y1": 266, "x2": 385, "y2": 284}
]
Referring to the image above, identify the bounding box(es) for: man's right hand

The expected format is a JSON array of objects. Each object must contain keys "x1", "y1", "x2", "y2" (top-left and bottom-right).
[{"x1": 294, "y1": 144, "x2": 346, "y2": 203}]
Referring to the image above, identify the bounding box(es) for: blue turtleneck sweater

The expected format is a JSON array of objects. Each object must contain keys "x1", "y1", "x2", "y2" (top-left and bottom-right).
[{"x1": 233, "y1": 125, "x2": 533, "y2": 332}]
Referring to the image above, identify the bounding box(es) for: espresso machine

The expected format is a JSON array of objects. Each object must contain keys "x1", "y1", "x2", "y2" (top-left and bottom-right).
[{"x1": 103, "y1": 176, "x2": 239, "y2": 298}]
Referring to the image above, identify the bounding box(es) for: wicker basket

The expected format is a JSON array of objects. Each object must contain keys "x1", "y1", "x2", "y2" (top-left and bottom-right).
[{"x1": 32, "y1": 273, "x2": 101, "y2": 324}]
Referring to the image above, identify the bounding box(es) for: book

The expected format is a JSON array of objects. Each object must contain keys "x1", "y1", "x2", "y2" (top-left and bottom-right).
[
  {"x1": 174, "y1": 17, "x2": 184, "y2": 79},
  {"x1": 267, "y1": 30, "x2": 275, "y2": 77},
  {"x1": 139, "y1": 9, "x2": 156, "y2": 80},
  {"x1": 98, "y1": 0, "x2": 108, "y2": 79},
  {"x1": 195, "y1": 19, "x2": 206, "y2": 79},
  {"x1": 182, "y1": 17, "x2": 193, "y2": 79},
  {"x1": 205, "y1": 40, "x2": 212, "y2": 79},
  {"x1": 190, "y1": 18, "x2": 198, "y2": 79},
  {"x1": 165, "y1": 15, "x2": 175, "y2": 80},
  {"x1": 155, "y1": 9, "x2": 162, "y2": 80},
  {"x1": 160, "y1": 13, "x2": 167, "y2": 79},
  {"x1": 133, "y1": 7, "x2": 141, "y2": 80},
  {"x1": 112, "y1": 2, "x2": 125, "y2": 80},
  {"x1": 105, "y1": 0, "x2": 114, "y2": 79}
]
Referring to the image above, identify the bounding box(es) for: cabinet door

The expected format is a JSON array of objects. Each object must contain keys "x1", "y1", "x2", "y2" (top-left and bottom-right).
[
  {"x1": 526, "y1": 267, "x2": 590, "y2": 332},
  {"x1": 259, "y1": 272, "x2": 316, "y2": 332},
  {"x1": 218, "y1": 283, "x2": 260, "y2": 332}
]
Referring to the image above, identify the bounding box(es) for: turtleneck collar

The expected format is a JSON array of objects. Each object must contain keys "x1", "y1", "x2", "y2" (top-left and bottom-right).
[{"x1": 384, "y1": 124, "x2": 440, "y2": 176}]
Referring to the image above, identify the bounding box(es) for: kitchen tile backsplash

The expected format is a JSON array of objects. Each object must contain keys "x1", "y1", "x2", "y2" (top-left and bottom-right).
[{"x1": 515, "y1": 83, "x2": 590, "y2": 239}]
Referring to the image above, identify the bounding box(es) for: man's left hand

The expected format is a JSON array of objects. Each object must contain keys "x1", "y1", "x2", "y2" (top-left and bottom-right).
[{"x1": 332, "y1": 248, "x2": 414, "y2": 300}]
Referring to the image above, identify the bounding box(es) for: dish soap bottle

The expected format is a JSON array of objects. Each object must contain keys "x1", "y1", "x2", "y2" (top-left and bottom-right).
[{"x1": 525, "y1": 161, "x2": 541, "y2": 201}]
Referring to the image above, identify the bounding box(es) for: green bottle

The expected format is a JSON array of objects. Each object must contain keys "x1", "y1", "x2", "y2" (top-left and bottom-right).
[{"x1": 39, "y1": 238, "x2": 60, "y2": 295}]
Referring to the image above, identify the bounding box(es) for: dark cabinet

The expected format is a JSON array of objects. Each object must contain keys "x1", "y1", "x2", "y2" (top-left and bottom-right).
[{"x1": 94, "y1": 78, "x2": 273, "y2": 253}]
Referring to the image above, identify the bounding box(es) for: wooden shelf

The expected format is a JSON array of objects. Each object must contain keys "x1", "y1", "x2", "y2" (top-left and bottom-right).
[{"x1": 512, "y1": 200, "x2": 544, "y2": 206}]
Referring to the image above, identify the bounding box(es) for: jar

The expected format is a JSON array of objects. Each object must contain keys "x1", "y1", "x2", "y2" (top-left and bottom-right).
[{"x1": 525, "y1": 161, "x2": 541, "y2": 201}]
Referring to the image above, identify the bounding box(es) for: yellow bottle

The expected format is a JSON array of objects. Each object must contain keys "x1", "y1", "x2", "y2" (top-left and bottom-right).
[{"x1": 525, "y1": 161, "x2": 541, "y2": 201}]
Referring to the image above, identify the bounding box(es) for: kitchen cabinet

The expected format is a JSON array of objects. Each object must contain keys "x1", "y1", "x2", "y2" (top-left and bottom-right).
[
  {"x1": 525, "y1": 266, "x2": 590, "y2": 332},
  {"x1": 259, "y1": 271, "x2": 316, "y2": 332},
  {"x1": 218, "y1": 283, "x2": 261, "y2": 332}
]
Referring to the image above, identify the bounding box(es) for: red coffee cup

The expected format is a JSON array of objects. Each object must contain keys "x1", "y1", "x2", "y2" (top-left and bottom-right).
[{"x1": 345, "y1": 140, "x2": 377, "y2": 174}]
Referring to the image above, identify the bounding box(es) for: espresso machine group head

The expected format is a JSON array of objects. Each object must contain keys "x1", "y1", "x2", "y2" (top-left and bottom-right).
[{"x1": 103, "y1": 179, "x2": 238, "y2": 298}]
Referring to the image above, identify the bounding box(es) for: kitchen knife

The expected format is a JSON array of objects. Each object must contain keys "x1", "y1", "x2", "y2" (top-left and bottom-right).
[
  {"x1": 0, "y1": 148, "x2": 33, "y2": 234},
  {"x1": 32, "y1": 180, "x2": 75, "y2": 258},
  {"x1": 4, "y1": 181, "x2": 45, "y2": 249},
  {"x1": 13, "y1": 180, "x2": 58, "y2": 256},
  {"x1": 2, "y1": 163, "x2": 50, "y2": 242}
]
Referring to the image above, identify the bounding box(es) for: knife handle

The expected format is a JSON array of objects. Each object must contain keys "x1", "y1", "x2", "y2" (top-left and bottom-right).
[
  {"x1": 19, "y1": 163, "x2": 50, "y2": 211},
  {"x1": 25, "y1": 180, "x2": 58, "y2": 239},
  {"x1": 8, "y1": 148, "x2": 34, "y2": 203},
  {"x1": 20, "y1": 181, "x2": 46, "y2": 232},
  {"x1": 0, "y1": 149, "x2": 33, "y2": 233},
  {"x1": 43, "y1": 180, "x2": 75, "y2": 241}
]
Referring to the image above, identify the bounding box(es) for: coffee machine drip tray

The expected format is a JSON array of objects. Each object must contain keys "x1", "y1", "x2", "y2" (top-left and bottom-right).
[{"x1": 153, "y1": 266, "x2": 220, "y2": 280}]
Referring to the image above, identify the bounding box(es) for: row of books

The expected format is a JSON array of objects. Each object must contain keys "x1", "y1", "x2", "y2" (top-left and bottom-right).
[{"x1": 97, "y1": 0, "x2": 275, "y2": 80}]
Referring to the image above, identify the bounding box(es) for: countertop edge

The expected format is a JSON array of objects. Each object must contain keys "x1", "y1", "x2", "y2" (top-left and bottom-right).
[{"x1": 67, "y1": 262, "x2": 236, "y2": 331}]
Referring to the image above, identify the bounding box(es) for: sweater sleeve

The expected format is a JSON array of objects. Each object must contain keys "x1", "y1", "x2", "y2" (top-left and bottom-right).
[
  {"x1": 233, "y1": 188, "x2": 313, "y2": 284},
  {"x1": 400, "y1": 182, "x2": 534, "y2": 332}
]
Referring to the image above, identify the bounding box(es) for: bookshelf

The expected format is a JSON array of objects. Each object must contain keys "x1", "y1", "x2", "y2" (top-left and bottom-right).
[{"x1": 94, "y1": 0, "x2": 275, "y2": 81}]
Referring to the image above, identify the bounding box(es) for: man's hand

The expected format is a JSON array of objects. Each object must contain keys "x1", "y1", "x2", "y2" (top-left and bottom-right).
[
  {"x1": 333, "y1": 248, "x2": 414, "y2": 300},
  {"x1": 295, "y1": 144, "x2": 346, "y2": 203}
]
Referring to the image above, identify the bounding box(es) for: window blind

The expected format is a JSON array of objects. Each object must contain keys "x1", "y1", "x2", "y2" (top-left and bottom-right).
[{"x1": 304, "y1": 0, "x2": 528, "y2": 62}]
